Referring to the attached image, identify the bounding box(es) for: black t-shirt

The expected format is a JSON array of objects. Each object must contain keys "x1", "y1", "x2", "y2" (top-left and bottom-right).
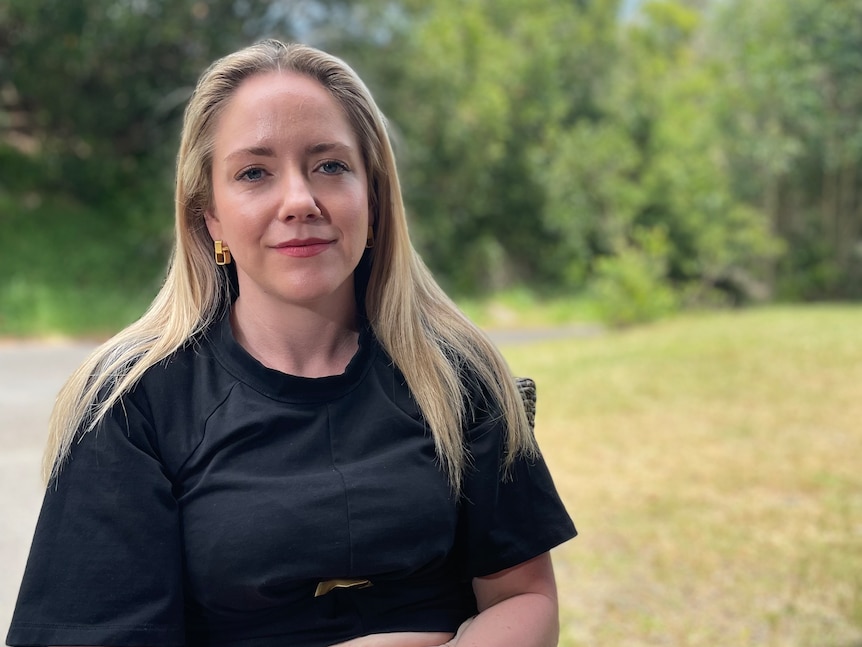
[{"x1": 7, "y1": 316, "x2": 576, "y2": 646}]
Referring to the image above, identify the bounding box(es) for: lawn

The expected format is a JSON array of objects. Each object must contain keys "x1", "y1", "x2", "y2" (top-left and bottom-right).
[{"x1": 499, "y1": 305, "x2": 862, "y2": 646}]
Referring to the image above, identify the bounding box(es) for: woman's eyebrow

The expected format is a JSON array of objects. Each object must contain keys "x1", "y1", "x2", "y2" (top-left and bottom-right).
[
  {"x1": 223, "y1": 145, "x2": 276, "y2": 162},
  {"x1": 223, "y1": 142, "x2": 354, "y2": 162},
  {"x1": 306, "y1": 142, "x2": 354, "y2": 155}
]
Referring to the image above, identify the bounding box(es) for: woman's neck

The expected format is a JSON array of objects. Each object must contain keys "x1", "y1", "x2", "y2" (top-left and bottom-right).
[{"x1": 229, "y1": 292, "x2": 360, "y2": 378}]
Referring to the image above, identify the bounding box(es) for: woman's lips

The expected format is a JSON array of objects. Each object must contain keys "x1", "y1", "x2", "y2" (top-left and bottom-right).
[{"x1": 273, "y1": 239, "x2": 335, "y2": 258}]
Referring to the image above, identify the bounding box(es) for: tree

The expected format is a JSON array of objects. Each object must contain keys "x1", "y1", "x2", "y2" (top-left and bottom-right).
[
  {"x1": 710, "y1": 0, "x2": 862, "y2": 298},
  {"x1": 336, "y1": 0, "x2": 621, "y2": 293},
  {"x1": 0, "y1": 0, "x2": 302, "y2": 204},
  {"x1": 600, "y1": 0, "x2": 782, "y2": 303}
]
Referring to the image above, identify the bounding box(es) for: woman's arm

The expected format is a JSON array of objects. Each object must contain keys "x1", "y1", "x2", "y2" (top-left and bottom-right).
[
  {"x1": 330, "y1": 632, "x2": 454, "y2": 647},
  {"x1": 442, "y1": 552, "x2": 560, "y2": 647}
]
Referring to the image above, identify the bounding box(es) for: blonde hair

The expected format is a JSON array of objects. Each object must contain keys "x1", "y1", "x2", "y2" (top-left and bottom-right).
[{"x1": 45, "y1": 40, "x2": 535, "y2": 491}]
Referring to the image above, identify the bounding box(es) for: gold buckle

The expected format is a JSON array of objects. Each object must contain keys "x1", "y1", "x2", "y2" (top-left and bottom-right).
[{"x1": 314, "y1": 578, "x2": 373, "y2": 597}]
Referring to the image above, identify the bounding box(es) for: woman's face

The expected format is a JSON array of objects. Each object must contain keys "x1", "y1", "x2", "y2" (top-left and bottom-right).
[{"x1": 205, "y1": 71, "x2": 370, "y2": 312}]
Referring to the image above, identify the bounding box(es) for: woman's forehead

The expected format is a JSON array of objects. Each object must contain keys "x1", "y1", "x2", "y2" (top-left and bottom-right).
[{"x1": 212, "y1": 72, "x2": 358, "y2": 154}]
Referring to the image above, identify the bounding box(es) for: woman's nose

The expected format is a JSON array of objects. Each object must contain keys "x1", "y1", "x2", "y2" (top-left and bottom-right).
[{"x1": 277, "y1": 172, "x2": 321, "y2": 221}]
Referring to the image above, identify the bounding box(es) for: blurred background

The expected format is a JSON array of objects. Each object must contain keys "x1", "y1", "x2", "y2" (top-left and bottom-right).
[
  {"x1": 1, "y1": 1, "x2": 861, "y2": 646},
  {"x1": 1, "y1": 0, "x2": 861, "y2": 335}
]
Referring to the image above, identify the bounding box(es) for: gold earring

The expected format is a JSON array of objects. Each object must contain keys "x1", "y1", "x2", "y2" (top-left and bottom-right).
[
  {"x1": 214, "y1": 240, "x2": 232, "y2": 265},
  {"x1": 366, "y1": 226, "x2": 375, "y2": 249}
]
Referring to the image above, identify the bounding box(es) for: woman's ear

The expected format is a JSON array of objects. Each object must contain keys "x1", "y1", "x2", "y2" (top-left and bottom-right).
[{"x1": 204, "y1": 208, "x2": 222, "y2": 241}]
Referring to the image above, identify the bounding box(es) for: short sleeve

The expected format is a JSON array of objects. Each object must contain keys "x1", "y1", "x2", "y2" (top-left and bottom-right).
[
  {"x1": 457, "y1": 383, "x2": 577, "y2": 578},
  {"x1": 6, "y1": 388, "x2": 185, "y2": 647}
]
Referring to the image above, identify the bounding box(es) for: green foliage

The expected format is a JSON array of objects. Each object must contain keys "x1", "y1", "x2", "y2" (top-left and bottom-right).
[
  {"x1": 539, "y1": 121, "x2": 645, "y2": 286},
  {"x1": 0, "y1": 0, "x2": 859, "y2": 336},
  {"x1": 608, "y1": 0, "x2": 783, "y2": 302},
  {"x1": 0, "y1": 191, "x2": 171, "y2": 336},
  {"x1": 708, "y1": 0, "x2": 862, "y2": 298},
  {"x1": 355, "y1": 0, "x2": 620, "y2": 293},
  {"x1": 1, "y1": 0, "x2": 270, "y2": 201},
  {"x1": 592, "y1": 227, "x2": 679, "y2": 326}
]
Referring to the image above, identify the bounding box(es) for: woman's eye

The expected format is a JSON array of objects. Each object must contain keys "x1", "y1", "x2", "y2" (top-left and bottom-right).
[
  {"x1": 319, "y1": 161, "x2": 348, "y2": 175},
  {"x1": 239, "y1": 168, "x2": 265, "y2": 182}
]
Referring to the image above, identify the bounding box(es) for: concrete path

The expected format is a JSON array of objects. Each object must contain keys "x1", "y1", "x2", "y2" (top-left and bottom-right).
[
  {"x1": 0, "y1": 341, "x2": 96, "y2": 637},
  {"x1": 0, "y1": 325, "x2": 599, "y2": 636}
]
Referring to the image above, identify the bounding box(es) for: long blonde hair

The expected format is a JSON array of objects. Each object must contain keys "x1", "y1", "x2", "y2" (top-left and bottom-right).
[{"x1": 45, "y1": 40, "x2": 536, "y2": 491}]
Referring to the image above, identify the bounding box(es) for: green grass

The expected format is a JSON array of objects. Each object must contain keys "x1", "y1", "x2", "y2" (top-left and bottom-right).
[
  {"x1": 500, "y1": 305, "x2": 862, "y2": 647},
  {"x1": 0, "y1": 193, "x2": 169, "y2": 338},
  {"x1": 457, "y1": 288, "x2": 601, "y2": 329}
]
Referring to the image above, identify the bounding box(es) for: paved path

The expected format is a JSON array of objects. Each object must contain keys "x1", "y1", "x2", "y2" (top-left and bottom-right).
[
  {"x1": 0, "y1": 341, "x2": 97, "y2": 635},
  {"x1": 0, "y1": 325, "x2": 599, "y2": 635}
]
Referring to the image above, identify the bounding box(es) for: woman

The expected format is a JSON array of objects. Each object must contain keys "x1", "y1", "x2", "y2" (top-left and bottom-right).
[{"x1": 6, "y1": 40, "x2": 575, "y2": 647}]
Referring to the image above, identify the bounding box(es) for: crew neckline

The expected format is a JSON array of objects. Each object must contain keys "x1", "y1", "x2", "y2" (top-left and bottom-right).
[{"x1": 209, "y1": 311, "x2": 377, "y2": 404}]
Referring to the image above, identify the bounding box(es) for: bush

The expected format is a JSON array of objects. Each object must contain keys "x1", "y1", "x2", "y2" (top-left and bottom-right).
[{"x1": 591, "y1": 227, "x2": 679, "y2": 326}]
